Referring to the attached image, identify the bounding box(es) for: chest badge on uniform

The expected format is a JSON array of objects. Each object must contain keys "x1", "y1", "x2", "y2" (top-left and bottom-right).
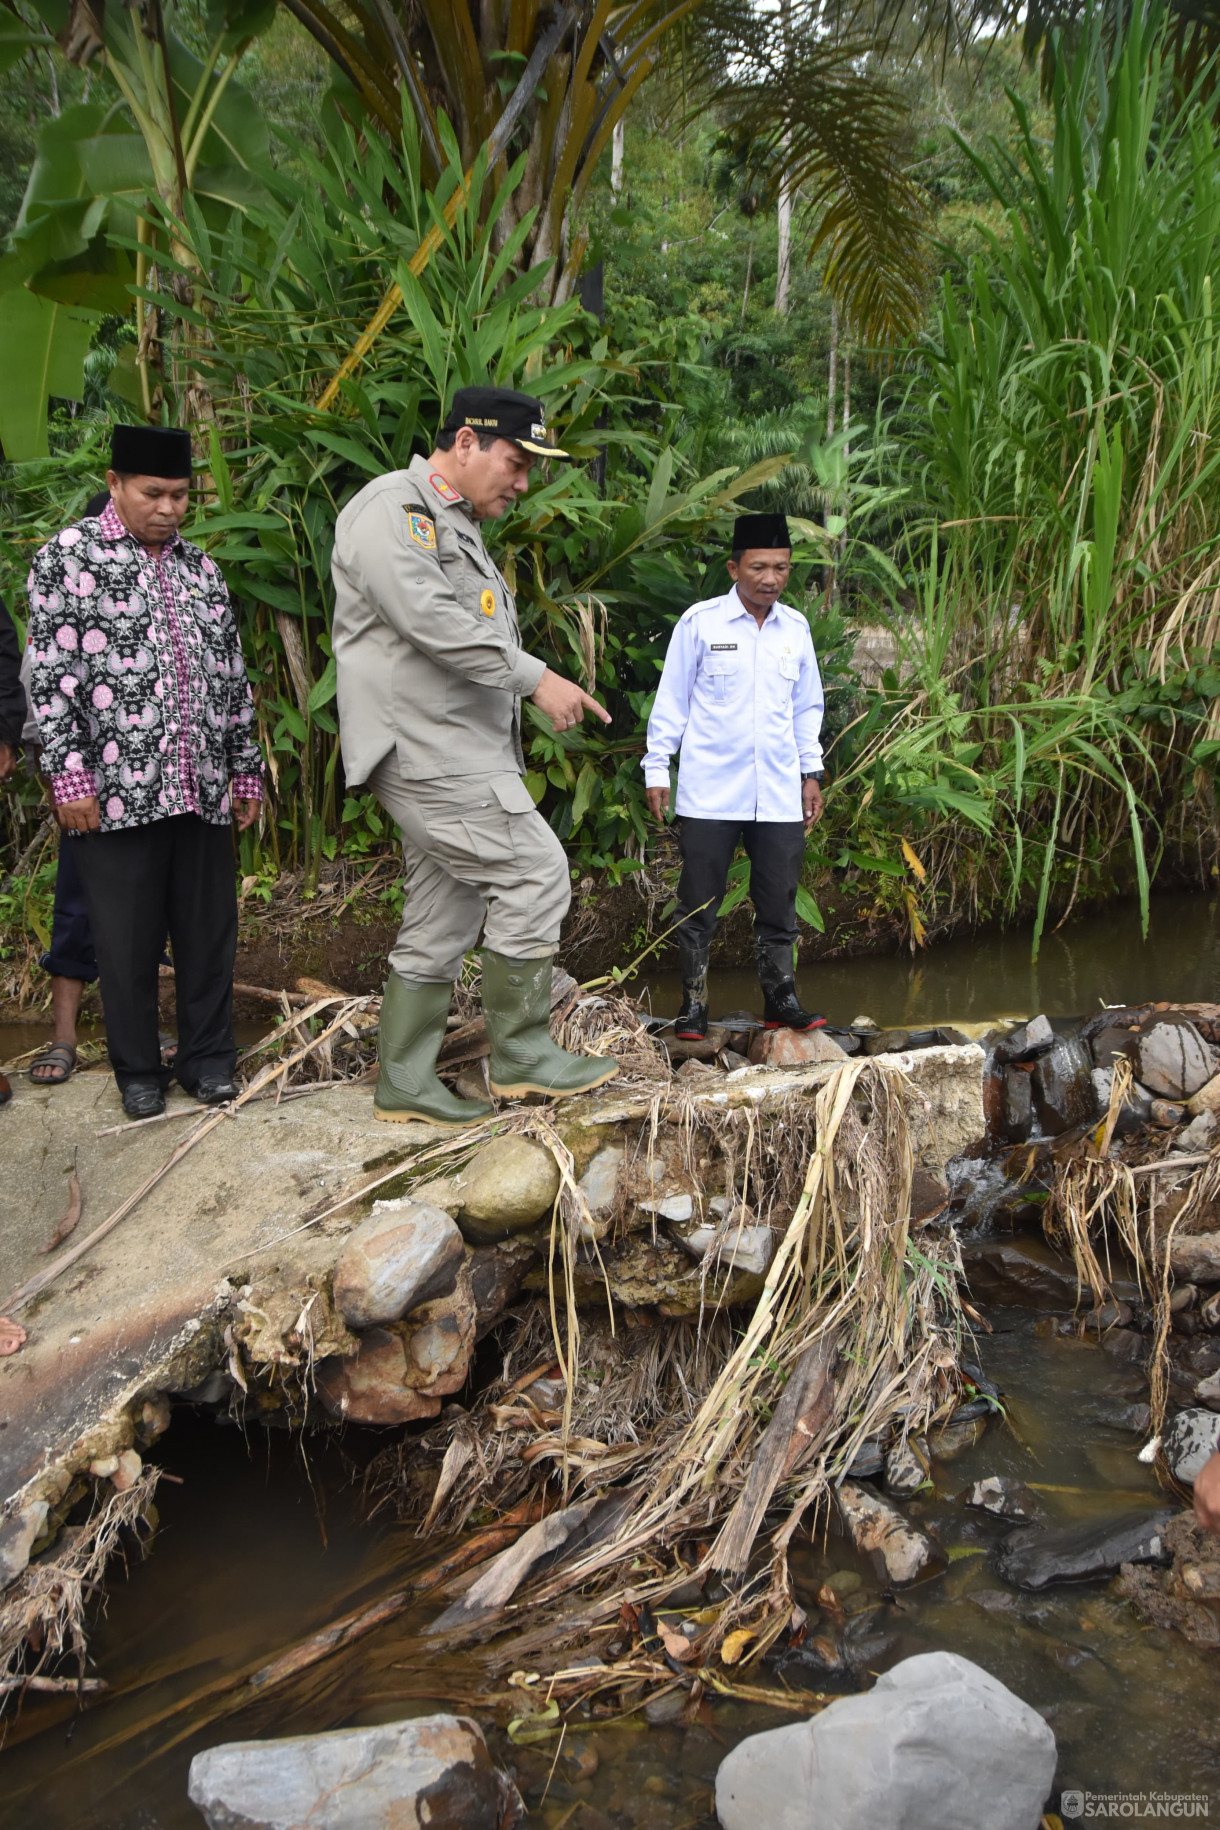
[
  {"x1": 480, "y1": 588, "x2": 496, "y2": 617},
  {"x1": 406, "y1": 511, "x2": 437, "y2": 549},
  {"x1": 429, "y1": 473, "x2": 461, "y2": 504}
]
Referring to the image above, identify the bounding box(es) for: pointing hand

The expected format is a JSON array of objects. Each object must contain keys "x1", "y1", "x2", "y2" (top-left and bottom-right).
[{"x1": 531, "y1": 667, "x2": 612, "y2": 735}]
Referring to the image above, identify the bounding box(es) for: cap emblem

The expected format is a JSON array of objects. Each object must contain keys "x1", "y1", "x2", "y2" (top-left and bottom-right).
[
  {"x1": 406, "y1": 511, "x2": 437, "y2": 549},
  {"x1": 531, "y1": 422, "x2": 547, "y2": 440}
]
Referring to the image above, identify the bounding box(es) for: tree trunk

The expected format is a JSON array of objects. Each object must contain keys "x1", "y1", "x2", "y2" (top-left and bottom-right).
[
  {"x1": 826, "y1": 297, "x2": 839, "y2": 436},
  {"x1": 741, "y1": 237, "x2": 754, "y2": 325},
  {"x1": 611, "y1": 116, "x2": 624, "y2": 198},
  {"x1": 774, "y1": 140, "x2": 791, "y2": 315}
]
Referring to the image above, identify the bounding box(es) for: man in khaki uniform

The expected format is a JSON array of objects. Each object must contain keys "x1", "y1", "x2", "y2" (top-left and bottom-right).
[{"x1": 333, "y1": 385, "x2": 618, "y2": 1126}]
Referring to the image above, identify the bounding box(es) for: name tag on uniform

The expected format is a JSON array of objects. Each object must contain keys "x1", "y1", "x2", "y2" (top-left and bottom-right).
[
  {"x1": 405, "y1": 511, "x2": 437, "y2": 549},
  {"x1": 710, "y1": 643, "x2": 737, "y2": 651}
]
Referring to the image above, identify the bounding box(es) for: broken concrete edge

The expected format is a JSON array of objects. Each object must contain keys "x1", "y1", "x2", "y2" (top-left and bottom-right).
[{"x1": 0, "y1": 1044, "x2": 986, "y2": 1602}]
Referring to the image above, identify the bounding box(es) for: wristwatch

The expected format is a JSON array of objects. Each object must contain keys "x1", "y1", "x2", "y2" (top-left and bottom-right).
[{"x1": 801, "y1": 772, "x2": 824, "y2": 783}]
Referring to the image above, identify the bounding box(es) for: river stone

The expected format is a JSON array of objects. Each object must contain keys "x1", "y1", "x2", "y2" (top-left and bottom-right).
[
  {"x1": 1196, "y1": 1370, "x2": 1220, "y2": 1410},
  {"x1": 993, "y1": 1508, "x2": 1175, "y2": 1589},
  {"x1": 837, "y1": 1481, "x2": 938, "y2": 1586},
  {"x1": 884, "y1": 1436, "x2": 930, "y2": 1498},
  {"x1": 672, "y1": 1221, "x2": 774, "y2": 1276},
  {"x1": 1031, "y1": 1035, "x2": 1096, "y2": 1134},
  {"x1": 1169, "y1": 1232, "x2": 1220, "y2": 1284},
  {"x1": 1003, "y1": 1067, "x2": 1033, "y2": 1142},
  {"x1": 994, "y1": 1013, "x2": 1055, "y2": 1064},
  {"x1": 714, "y1": 1650, "x2": 1056, "y2": 1830},
  {"x1": 331, "y1": 1200, "x2": 464, "y2": 1330},
  {"x1": 577, "y1": 1142, "x2": 624, "y2": 1215},
  {"x1": 187, "y1": 1713, "x2": 523, "y2": 1829},
  {"x1": 1173, "y1": 1110, "x2": 1218, "y2": 1154},
  {"x1": 453, "y1": 1135, "x2": 561, "y2": 1243},
  {"x1": 1136, "y1": 1018, "x2": 1217, "y2": 1101},
  {"x1": 960, "y1": 1237, "x2": 1084, "y2": 1310},
  {"x1": 863, "y1": 1028, "x2": 911, "y2": 1056},
  {"x1": 965, "y1": 1475, "x2": 1040, "y2": 1522},
  {"x1": 1163, "y1": 1407, "x2": 1220, "y2": 1482},
  {"x1": 1186, "y1": 1070, "x2": 1220, "y2": 1117},
  {"x1": 748, "y1": 1028, "x2": 847, "y2": 1069},
  {"x1": 0, "y1": 1498, "x2": 48, "y2": 1590},
  {"x1": 314, "y1": 1329, "x2": 441, "y2": 1424}
]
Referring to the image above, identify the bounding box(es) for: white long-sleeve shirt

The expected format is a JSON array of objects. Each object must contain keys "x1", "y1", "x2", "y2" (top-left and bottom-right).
[{"x1": 642, "y1": 586, "x2": 824, "y2": 820}]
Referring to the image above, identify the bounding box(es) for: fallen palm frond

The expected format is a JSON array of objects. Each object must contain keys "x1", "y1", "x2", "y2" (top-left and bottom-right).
[
  {"x1": 0, "y1": 1469, "x2": 160, "y2": 1695},
  {"x1": 369, "y1": 1058, "x2": 967, "y2": 1709}
]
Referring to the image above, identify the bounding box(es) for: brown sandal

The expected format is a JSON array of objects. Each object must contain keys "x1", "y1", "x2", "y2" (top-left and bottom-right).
[{"x1": 30, "y1": 1042, "x2": 77, "y2": 1085}]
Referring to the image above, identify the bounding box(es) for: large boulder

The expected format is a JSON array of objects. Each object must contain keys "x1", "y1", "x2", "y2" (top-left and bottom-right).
[
  {"x1": 187, "y1": 1713, "x2": 523, "y2": 1829},
  {"x1": 452, "y1": 1136, "x2": 560, "y2": 1244},
  {"x1": 748, "y1": 1029, "x2": 846, "y2": 1069},
  {"x1": 331, "y1": 1200, "x2": 464, "y2": 1330},
  {"x1": 714, "y1": 1650, "x2": 1056, "y2": 1830},
  {"x1": 1137, "y1": 1018, "x2": 1217, "y2": 1101}
]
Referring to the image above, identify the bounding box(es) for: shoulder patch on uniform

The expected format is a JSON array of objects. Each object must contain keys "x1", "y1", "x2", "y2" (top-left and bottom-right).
[
  {"x1": 480, "y1": 588, "x2": 496, "y2": 617},
  {"x1": 405, "y1": 510, "x2": 437, "y2": 549},
  {"x1": 428, "y1": 472, "x2": 461, "y2": 504}
]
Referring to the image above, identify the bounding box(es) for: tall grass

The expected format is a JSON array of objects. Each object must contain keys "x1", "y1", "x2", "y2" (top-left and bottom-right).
[{"x1": 831, "y1": 6, "x2": 1220, "y2": 951}]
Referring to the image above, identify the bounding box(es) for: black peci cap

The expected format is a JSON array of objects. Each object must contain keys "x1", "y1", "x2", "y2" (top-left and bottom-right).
[
  {"x1": 442, "y1": 386, "x2": 568, "y2": 458},
  {"x1": 732, "y1": 512, "x2": 791, "y2": 552},
  {"x1": 110, "y1": 424, "x2": 193, "y2": 479}
]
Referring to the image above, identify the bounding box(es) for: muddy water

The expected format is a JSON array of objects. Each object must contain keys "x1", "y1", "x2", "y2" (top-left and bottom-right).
[
  {"x1": 642, "y1": 889, "x2": 1220, "y2": 1026},
  {"x1": 4, "y1": 1320, "x2": 1218, "y2": 1827}
]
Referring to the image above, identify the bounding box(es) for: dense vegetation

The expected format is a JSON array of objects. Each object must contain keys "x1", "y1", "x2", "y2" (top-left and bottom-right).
[{"x1": 3, "y1": 0, "x2": 1220, "y2": 985}]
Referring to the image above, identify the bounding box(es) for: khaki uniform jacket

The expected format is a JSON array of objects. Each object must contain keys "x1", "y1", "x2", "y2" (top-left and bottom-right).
[{"x1": 331, "y1": 454, "x2": 546, "y2": 787}]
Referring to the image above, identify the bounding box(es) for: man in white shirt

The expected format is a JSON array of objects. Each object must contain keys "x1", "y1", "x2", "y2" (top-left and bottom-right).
[{"x1": 643, "y1": 513, "x2": 826, "y2": 1040}]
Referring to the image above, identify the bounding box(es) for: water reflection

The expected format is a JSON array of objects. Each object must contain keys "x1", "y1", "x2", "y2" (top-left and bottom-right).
[{"x1": 640, "y1": 890, "x2": 1220, "y2": 1027}]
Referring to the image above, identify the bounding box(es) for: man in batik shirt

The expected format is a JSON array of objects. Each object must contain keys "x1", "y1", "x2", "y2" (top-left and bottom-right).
[{"x1": 26, "y1": 424, "x2": 263, "y2": 1119}]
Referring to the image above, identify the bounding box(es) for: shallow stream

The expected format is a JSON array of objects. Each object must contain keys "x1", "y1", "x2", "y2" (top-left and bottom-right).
[
  {"x1": 4, "y1": 1321, "x2": 1217, "y2": 1828},
  {"x1": 5, "y1": 891, "x2": 1220, "y2": 1827}
]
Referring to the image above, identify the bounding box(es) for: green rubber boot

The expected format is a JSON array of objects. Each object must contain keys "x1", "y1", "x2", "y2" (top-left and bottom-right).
[
  {"x1": 374, "y1": 974, "x2": 493, "y2": 1127},
  {"x1": 481, "y1": 950, "x2": 619, "y2": 1099}
]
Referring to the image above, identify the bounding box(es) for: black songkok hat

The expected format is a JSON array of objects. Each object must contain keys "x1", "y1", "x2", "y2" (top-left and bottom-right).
[
  {"x1": 442, "y1": 386, "x2": 568, "y2": 458},
  {"x1": 110, "y1": 423, "x2": 193, "y2": 479},
  {"x1": 732, "y1": 512, "x2": 791, "y2": 552}
]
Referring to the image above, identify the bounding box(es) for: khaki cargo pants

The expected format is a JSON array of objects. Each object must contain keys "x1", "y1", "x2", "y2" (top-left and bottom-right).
[{"x1": 369, "y1": 753, "x2": 571, "y2": 981}]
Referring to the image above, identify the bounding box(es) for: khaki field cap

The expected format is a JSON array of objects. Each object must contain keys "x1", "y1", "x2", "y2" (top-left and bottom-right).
[{"x1": 441, "y1": 385, "x2": 568, "y2": 458}]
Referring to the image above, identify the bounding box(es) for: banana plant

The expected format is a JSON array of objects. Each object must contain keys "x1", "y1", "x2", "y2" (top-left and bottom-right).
[{"x1": 0, "y1": 0, "x2": 275, "y2": 457}]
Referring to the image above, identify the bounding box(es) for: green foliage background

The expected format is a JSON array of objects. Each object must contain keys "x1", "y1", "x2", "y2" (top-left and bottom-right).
[{"x1": 3, "y1": 7, "x2": 1220, "y2": 978}]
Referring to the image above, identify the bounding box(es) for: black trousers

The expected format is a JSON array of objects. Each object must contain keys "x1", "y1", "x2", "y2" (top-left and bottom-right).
[
  {"x1": 71, "y1": 815, "x2": 238, "y2": 1091},
  {"x1": 675, "y1": 817, "x2": 806, "y2": 950}
]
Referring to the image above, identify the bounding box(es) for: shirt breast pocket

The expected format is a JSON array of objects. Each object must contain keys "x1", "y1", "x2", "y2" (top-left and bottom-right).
[
  {"x1": 777, "y1": 657, "x2": 800, "y2": 696},
  {"x1": 706, "y1": 657, "x2": 739, "y2": 702}
]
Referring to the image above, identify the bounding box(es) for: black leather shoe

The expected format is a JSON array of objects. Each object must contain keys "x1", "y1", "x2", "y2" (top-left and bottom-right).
[
  {"x1": 122, "y1": 1081, "x2": 166, "y2": 1119},
  {"x1": 192, "y1": 1074, "x2": 240, "y2": 1105}
]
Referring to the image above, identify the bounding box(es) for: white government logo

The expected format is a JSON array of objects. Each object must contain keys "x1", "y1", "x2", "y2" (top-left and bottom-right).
[{"x1": 1061, "y1": 1794, "x2": 1084, "y2": 1820}]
